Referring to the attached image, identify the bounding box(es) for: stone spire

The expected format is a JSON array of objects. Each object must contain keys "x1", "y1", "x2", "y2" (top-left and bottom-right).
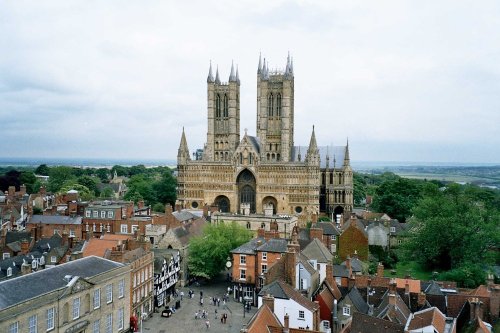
[
  {"x1": 236, "y1": 65, "x2": 240, "y2": 84},
  {"x1": 215, "y1": 66, "x2": 221, "y2": 84},
  {"x1": 229, "y1": 61, "x2": 237, "y2": 82},
  {"x1": 326, "y1": 145, "x2": 330, "y2": 169},
  {"x1": 285, "y1": 52, "x2": 292, "y2": 78},
  {"x1": 261, "y1": 58, "x2": 269, "y2": 80},
  {"x1": 306, "y1": 125, "x2": 319, "y2": 163},
  {"x1": 290, "y1": 57, "x2": 294, "y2": 75},
  {"x1": 207, "y1": 61, "x2": 214, "y2": 83},
  {"x1": 177, "y1": 127, "x2": 191, "y2": 164},
  {"x1": 257, "y1": 52, "x2": 262, "y2": 74},
  {"x1": 298, "y1": 146, "x2": 302, "y2": 162},
  {"x1": 343, "y1": 138, "x2": 350, "y2": 166}
]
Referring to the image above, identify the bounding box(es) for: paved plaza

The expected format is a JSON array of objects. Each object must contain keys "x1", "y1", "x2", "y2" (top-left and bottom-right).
[{"x1": 142, "y1": 279, "x2": 258, "y2": 333}]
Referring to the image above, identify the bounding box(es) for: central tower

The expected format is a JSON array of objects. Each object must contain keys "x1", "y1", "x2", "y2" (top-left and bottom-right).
[
  {"x1": 205, "y1": 62, "x2": 241, "y2": 162},
  {"x1": 256, "y1": 54, "x2": 295, "y2": 162}
]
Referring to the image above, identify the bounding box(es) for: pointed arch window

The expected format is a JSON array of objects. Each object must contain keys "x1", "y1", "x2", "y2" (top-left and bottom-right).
[
  {"x1": 268, "y1": 93, "x2": 274, "y2": 117},
  {"x1": 223, "y1": 94, "x2": 229, "y2": 117},
  {"x1": 276, "y1": 93, "x2": 282, "y2": 117},
  {"x1": 216, "y1": 94, "x2": 221, "y2": 118}
]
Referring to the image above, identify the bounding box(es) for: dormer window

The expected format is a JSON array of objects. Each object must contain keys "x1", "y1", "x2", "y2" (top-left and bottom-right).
[
  {"x1": 390, "y1": 227, "x2": 396, "y2": 233},
  {"x1": 7, "y1": 267, "x2": 12, "y2": 277},
  {"x1": 331, "y1": 235, "x2": 336, "y2": 240},
  {"x1": 31, "y1": 260, "x2": 37, "y2": 269},
  {"x1": 343, "y1": 306, "x2": 351, "y2": 316}
]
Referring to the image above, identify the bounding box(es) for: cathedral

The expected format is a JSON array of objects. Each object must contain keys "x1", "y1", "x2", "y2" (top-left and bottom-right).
[{"x1": 176, "y1": 54, "x2": 353, "y2": 223}]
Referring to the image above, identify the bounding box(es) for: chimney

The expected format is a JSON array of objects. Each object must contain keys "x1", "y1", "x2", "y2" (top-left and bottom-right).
[
  {"x1": 417, "y1": 292, "x2": 426, "y2": 307},
  {"x1": 20, "y1": 184, "x2": 26, "y2": 195},
  {"x1": 286, "y1": 246, "x2": 297, "y2": 288},
  {"x1": 257, "y1": 228, "x2": 265, "y2": 238},
  {"x1": 314, "y1": 301, "x2": 320, "y2": 331},
  {"x1": 262, "y1": 294, "x2": 274, "y2": 312},
  {"x1": 348, "y1": 275, "x2": 355, "y2": 290},
  {"x1": 175, "y1": 202, "x2": 182, "y2": 212},
  {"x1": 165, "y1": 204, "x2": 173, "y2": 216},
  {"x1": 309, "y1": 225, "x2": 323, "y2": 241},
  {"x1": 326, "y1": 263, "x2": 334, "y2": 287},
  {"x1": 345, "y1": 256, "x2": 352, "y2": 278},
  {"x1": 487, "y1": 273, "x2": 495, "y2": 288},
  {"x1": 490, "y1": 286, "x2": 500, "y2": 322},
  {"x1": 284, "y1": 313, "x2": 289, "y2": 328},
  {"x1": 332, "y1": 299, "x2": 338, "y2": 333},
  {"x1": 138, "y1": 200, "x2": 144, "y2": 209},
  {"x1": 469, "y1": 298, "x2": 478, "y2": 321},
  {"x1": 62, "y1": 231, "x2": 69, "y2": 246},
  {"x1": 8, "y1": 186, "x2": 15, "y2": 197},
  {"x1": 377, "y1": 262, "x2": 384, "y2": 278},
  {"x1": 405, "y1": 279, "x2": 410, "y2": 295},
  {"x1": 389, "y1": 278, "x2": 397, "y2": 294},
  {"x1": 21, "y1": 261, "x2": 32, "y2": 275},
  {"x1": 40, "y1": 186, "x2": 46, "y2": 195},
  {"x1": 312, "y1": 213, "x2": 318, "y2": 223},
  {"x1": 20, "y1": 239, "x2": 30, "y2": 255}
]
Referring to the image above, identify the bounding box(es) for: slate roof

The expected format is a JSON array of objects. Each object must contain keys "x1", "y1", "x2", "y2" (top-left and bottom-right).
[
  {"x1": 0, "y1": 256, "x2": 124, "y2": 309},
  {"x1": 302, "y1": 238, "x2": 333, "y2": 263},
  {"x1": 291, "y1": 145, "x2": 347, "y2": 168},
  {"x1": 257, "y1": 238, "x2": 288, "y2": 253},
  {"x1": 33, "y1": 234, "x2": 63, "y2": 253},
  {"x1": 346, "y1": 287, "x2": 370, "y2": 314},
  {"x1": 246, "y1": 136, "x2": 261, "y2": 154},
  {"x1": 172, "y1": 210, "x2": 197, "y2": 222},
  {"x1": 342, "y1": 258, "x2": 364, "y2": 273},
  {"x1": 350, "y1": 312, "x2": 404, "y2": 333},
  {"x1": 333, "y1": 264, "x2": 350, "y2": 278},
  {"x1": 171, "y1": 217, "x2": 206, "y2": 247},
  {"x1": 122, "y1": 247, "x2": 148, "y2": 264},
  {"x1": 231, "y1": 237, "x2": 266, "y2": 255},
  {"x1": 259, "y1": 280, "x2": 320, "y2": 311},
  {"x1": 5, "y1": 231, "x2": 31, "y2": 244},
  {"x1": 28, "y1": 215, "x2": 82, "y2": 225},
  {"x1": 317, "y1": 222, "x2": 341, "y2": 235},
  {"x1": 375, "y1": 291, "x2": 411, "y2": 324}
]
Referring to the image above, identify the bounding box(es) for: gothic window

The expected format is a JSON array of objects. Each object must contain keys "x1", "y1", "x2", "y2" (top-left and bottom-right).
[
  {"x1": 276, "y1": 93, "x2": 281, "y2": 117},
  {"x1": 223, "y1": 94, "x2": 229, "y2": 117},
  {"x1": 267, "y1": 153, "x2": 270, "y2": 161},
  {"x1": 216, "y1": 94, "x2": 221, "y2": 118},
  {"x1": 268, "y1": 93, "x2": 274, "y2": 117},
  {"x1": 277, "y1": 153, "x2": 280, "y2": 161}
]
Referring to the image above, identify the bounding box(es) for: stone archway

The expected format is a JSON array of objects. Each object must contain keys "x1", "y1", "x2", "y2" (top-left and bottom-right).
[
  {"x1": 214, "y1": 195, "x2": 230, "y2": 213},
  {"x1": 334, "y1": 205, "x2": 344, "y2": 216},
  {"x1": 262, "y1": 196, "x2": 278, "y2": 215},
  {"x1": 237, "y1": 169, "x2": 256, "y2": 213}
]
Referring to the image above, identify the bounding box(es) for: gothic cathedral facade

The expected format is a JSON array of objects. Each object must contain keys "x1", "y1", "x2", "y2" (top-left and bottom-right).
[{"x1": 176, "y1": 55, "x2": 353, "y2": 222}]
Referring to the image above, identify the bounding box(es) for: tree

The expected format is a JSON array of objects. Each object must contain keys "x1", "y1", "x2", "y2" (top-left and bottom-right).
[
  {"x1": 371, "y1": 176, "x2": 422, "y2": 222},
  {"x1": 353, "y1": 173, "x2": 367, "y2": 206},
  {"x1": 152, "y1": 203, "x2": 165, "y2": 213},
  {"x1": 95, "y1": 168, "x2": 111, "y2": 183},
  {"x1": 188, "y1": 222, "x2": 252, "y2": 280},
  {"x1": 77, "y1": 175, "x2": 100, "y2": 197},
  {"x1": 153, "y1": 169, "x2": 177, "y2": 206},
  {"x1": 401, "y1": 183, "x2": 500, "y2": 285},
  {"x1": 100, "y1": 186, "x2": 115, "y2": 199},
  {"x1": 19, "y1": 171, "x2": 37, "y2": 194},
  {"x1": 124, "y1": 175, "x2": 155, "y2": 204},
  {"x1": 59, "y1": 183, "x2": 94, "y2": 201},
  {"x1": 35, "y1": 164, "x2": 50, "y2": 176},
  {"x1": 47, "y1": 166, "x2": 77, "y2": 193}
]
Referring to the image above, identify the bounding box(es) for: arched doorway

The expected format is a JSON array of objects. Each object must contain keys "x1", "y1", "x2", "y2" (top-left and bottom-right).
[
  {"x1": 237, "y1": 169, "x2": 256, "y2": 213},
  {"x1": 262, "y1": 196, "x2": 278, "y2": 215},
  {"x1": 214, "y1": 195, "x2": 230, "y2": 213}
]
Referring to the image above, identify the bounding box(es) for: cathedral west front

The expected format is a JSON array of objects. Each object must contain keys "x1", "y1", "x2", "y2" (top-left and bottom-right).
[{"x1": 176, "y1": 54, "x2": 353, "y2": 223}]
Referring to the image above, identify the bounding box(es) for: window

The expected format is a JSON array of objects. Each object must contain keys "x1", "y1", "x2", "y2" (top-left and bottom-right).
[
  {"x1": 330, "y1": 235, "x2": 336, "y2": 240},
  {"x1": 335, "y1": 277, "x2": 342, "y2": 285},
  {"x1": 133, "y1": 274, "x2": 137, "y2": 287},
  {"x1": 100, "y1": 211, "x2": 106, "y2": 218},
  {"x1": 323, "y1": 321, "x2": 330, "y2": 329},
  {"x1": 85, "y1": 210, "x2": 91, "y2": 218},
  {"x1": 105, "y1": 313, "x2": 112, "y2": 333},
  {"x1": 93, "y1": 224, "x2": 96, "y2": 231},
  {"x1": 53, "y1": 229, "x2": 60, "y2": 235},
  {"x1": 28, "y1": 314, "x2": 37, "y2": 333},
  {"x1": 331, "y1": 244, "x2": 337, "y2": 253},
  {"x1": 9, "y1": 322, "x2": 18, "y2": 333},
  {"x1": 240, "y1": 255, "x2": 246, "y2": 265},
  {"x1": 106, "y1": 284, "x2": 113, "y2": 303},
  {"x1": 118, "y1": 279, "x2": 125, "y2": 298},
  {"x1": 73, "y1": 297, "x2": 80, "y2": 319},
  {"x1": 120, "y1": 224, "x2": 128, "y2": 234},
  {"x1": 132, "y1": 225, "x2": 139, "y2": 234},
  {"x1": 240, "y1": 269, "x2": 246, "y2": 280},
  {"x1": 99, "y1": 224, "x2": 103, "y2": 232},
  {"x1": 262, "y1": 252, "x2": 267, "y2": 261},
  {"x1": 46, "y1": 307, "x2": 55, "y2": 331},
  {"x1": 107, "y1": 211, "x2": 113, "y2": 218},
  {"x1": 106, "y1": 224, "x2": 110, "y2": 232},
  {"x1": 246, "y1": 222, "x2": 250, "y2": 229},
  {"x1": 51, "y1": 256, "x2": 57, "y2": 263},
  {"x1": 93, "y1": 319, "x2": 100, "y2": 333},
  {"x1": 262, "y1": 264, "x2": 267, "y2": 273},
  {"x1": 390, "y1": 227, "x2": 396, "y2": 233},
  {"x1": 93, "y1": 211, "x2": 98, "y2": 218},
  {"x1": 117, "y1": 307, "x2": 124, "y2": 330},
  {"x1": 94, "y1": 289, "x2": 101, "y2": 309},
  {"x1": 69, "y1": 229, "x2": 75, "y2": 237},
  {"x1": 398, "y1": 239, "x2": 403, "y2": 245},
  {"x1": 3, "y1": 252, "x2": 10, "y2": 259},
  {"x1": 7, "y1": 267, "x2": 12, "y2": 277},
  {"x1": 298, "y1": 310, "x2": 305, "y2": 320},
  {"x1": 343, "y1": 306, "x2": 351, "y2": 316}
]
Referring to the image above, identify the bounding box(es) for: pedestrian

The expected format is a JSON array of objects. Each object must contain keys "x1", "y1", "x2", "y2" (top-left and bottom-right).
[
  {"x1": 223, "y1": 313, "x2": 227, "y2": 324},
  {"x1": 217, "y1": 298, "x2": 220, "y2": 307},
  {"x1": 195, "y1": 311, "x2": 198, "y2": 319},
  {"x1": 205, "y1": 319, "x2": 210, "y2": 330},
  {"x1": 180, "y1": 291, "x2": 184, "y2": 300},
  {"x1": 215, "y1": 309, "x2": 218, "y2": 319},
  {"x1": 221, "y1": 316, "x2": 224, "y2": 324},
  {"x1": 200, "y1": 297, "x2": 204, "y2": 306}
]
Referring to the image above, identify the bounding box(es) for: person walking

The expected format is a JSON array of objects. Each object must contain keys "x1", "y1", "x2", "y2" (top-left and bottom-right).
[
  {"x1": 205, "y1": 319, "x2": 210, "y2": 330},
  {"x1": 200, "y1": 297, "x2": 204, "y2": 306},
  {"x1": 180, "y1": 291, "x2": 184, "y2": 300}
]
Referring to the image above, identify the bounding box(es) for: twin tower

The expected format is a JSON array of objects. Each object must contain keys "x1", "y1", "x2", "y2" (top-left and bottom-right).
[{"x1": 202, "y1": 54, "x2": 295, "y2": 163}]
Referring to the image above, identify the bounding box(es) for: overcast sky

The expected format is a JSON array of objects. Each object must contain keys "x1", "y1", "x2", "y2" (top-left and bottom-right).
[{"x1": 1, "y1": 1, "x2": 499, "y2": 164}]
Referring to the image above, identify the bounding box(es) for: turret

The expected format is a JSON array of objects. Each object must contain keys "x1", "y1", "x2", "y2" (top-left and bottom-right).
[
  {"x1": 207, "y1": 61, "x2": 214, "y2": 83},
  {"x1": 229, "y1": 61, "x2": 237, "y2": 82},
  {"x1": 343, "y1": 138, "x2": 350, "y2": 167},
  {"x1": 177, "y1": 127, "x2": 191, "y2": 165},
  {"x1": 306, "y1": 126, "x2": 320, "y2": 165},
  {"x1": 215, "y1": 66, "x2": 221, "y2": 84}
]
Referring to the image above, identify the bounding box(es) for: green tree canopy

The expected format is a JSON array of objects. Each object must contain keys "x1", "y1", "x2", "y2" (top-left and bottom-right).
[
  {"x1": 35, "y1": 164, "x2": 50, "y2": 176},
  {"x1": 188, "y1": 222, "x2": 252, "y2": 280},
  {"x1": 47, "y1": 166, "x2": 77, "y2": 193},
  {"x1": 401, "y1": 184, "x2": 500, "y2": 286}
]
